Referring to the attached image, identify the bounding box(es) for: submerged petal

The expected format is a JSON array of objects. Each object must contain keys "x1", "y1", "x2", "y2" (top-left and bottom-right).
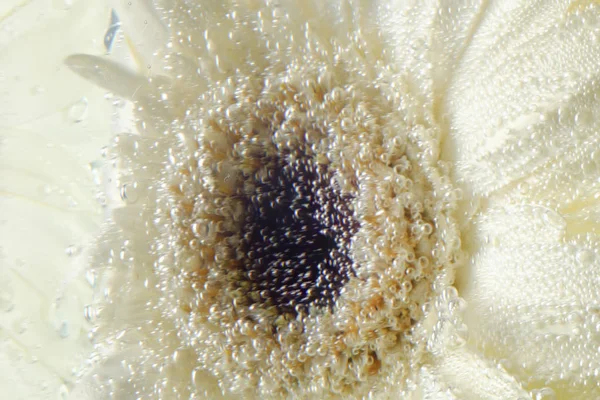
[
  {"x1": 0, "y1": 0, "x2": 110, "y2": 126},
  {"x1": 416, "y1": 347, "x2": 529, "y2": 399},
  {"x1": 446, "y1": 0, "x2": 600, "y2": 195},
  {"x1": 107, "y1": 0, "x2": 168, "y2": 73},
  {"x1": 461, "y1": 202, "x2": 600, "y2": 398},
  {"x1": 65, "y1": 54, "x2": 153, "y2": 100},
  {"x1": 0, "y1": 0, "x2": 114, "y2": 398}
]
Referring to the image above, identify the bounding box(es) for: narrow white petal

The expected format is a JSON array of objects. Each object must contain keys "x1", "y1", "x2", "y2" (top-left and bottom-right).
[{"x1": 65, "y1": 54, "x2": 152, "y2": 100}]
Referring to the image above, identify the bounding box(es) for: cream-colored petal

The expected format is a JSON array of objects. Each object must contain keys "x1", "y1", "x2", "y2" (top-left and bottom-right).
[
  {"x1": 461, "y1": 202, "x2": 600, "y2": 398},
  {"x1": 414, "y1": 347, "x2": 529, "y2": 400},
  {"x1": 107, "y1": 0, "x2": 168, "y2": 74},
  {"x1": 0, "y1": 0, "x2": 113, "y2": 398},
  {"x1": 376, "y1": 0, "x2": 488, "y2": 107},
  {"x1": 405, "y1": 286, "x2": 531, "y2": 399},
  {"x1": 497, "y1": 122, "x2": 600, "y2": 240},
  {"x1": 0, "y1": 0, "x2": 110, "y2": 127},
  {"x1": 445, "y1": 0, "x2": 600, "y2": 195},
  {"x1": 65, "y1": 54, "x2": 153, "y2": 101}
]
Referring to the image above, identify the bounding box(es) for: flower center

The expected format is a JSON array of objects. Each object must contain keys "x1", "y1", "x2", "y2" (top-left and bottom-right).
[
  {"x1": 82, "y1": 3, "x2": 467, "y2": 400},
  {"x1": 240, "y1": 151, "x2": 359, "y2": 314},
  {"x1": 141, "y1": 8, "x2": 463, "y2": 398},
  {"x1": 152, "y1": 63, "x2": 463, "y2": 397}
]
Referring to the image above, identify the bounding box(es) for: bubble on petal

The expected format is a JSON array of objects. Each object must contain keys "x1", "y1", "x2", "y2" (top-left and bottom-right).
[{"x1": 67, "y1": 97, "x2": 88, "y2": 123}]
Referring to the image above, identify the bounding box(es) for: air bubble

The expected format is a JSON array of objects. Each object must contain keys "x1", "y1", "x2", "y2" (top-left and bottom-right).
[
  {"x1": 65, "y1": 245, "x2": 81, "y2": 257},
  {"x1": 31, "y1": 85, "x2": 44, "y2": 95},
  {"x1": 84, "y1": 305, "x2": 96, "y2": 323},
  {"x1": 531, "y1": 387, "x2": 556, "y2": 400},
  {"x1": 67, "y1": 97, "x2": 89, "y2": 123},
  {"x1": 120, "y1": 182, "x2": 139, "y2": 204},
  {"x1": 58, "y1": 384, "x2": 70, "y2": 400},
  {"x1": 85, "y1": 269, "x2": 98, "y2": 287},
  {"x1": 576, "y1": 249, "x2": 595, "y2": 265}
]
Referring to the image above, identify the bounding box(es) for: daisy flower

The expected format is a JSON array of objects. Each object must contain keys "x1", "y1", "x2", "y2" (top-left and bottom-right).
[{"x1": 2, "y1": 1, "x2": 600, "y2": 399}]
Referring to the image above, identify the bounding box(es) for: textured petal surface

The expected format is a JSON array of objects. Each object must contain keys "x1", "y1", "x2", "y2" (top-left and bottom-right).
[
  {"x1": 445, "y1": 1, "x2": 600, "y2": 397},
  {"x1": 376, "y1": 0, "x2": 488, "y2": 110},
  {"x1": 379, "y1": 1, "x2": 600, "y2": 397},
  {"x1": 407, "y1": 285, "x2": 530, "y2": 400},
  {"x1": 0, "y1": 1, "x2": 112, "y2": 398},
  {"x1": 461, "y1": 199, "x2": 600, "y2": 398},
  {"x1": 444, "y1": 0, "x2": 600, "y2": 195},
  {"x1": 415, "y1": 348, "x2": 529, "y2": 400}
]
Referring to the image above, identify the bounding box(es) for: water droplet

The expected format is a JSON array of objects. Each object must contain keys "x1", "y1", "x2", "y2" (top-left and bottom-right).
[
  {"x1": 575, "y1": 109, "x2": 592, "y2": 127},
  {"x1": 41, "y1": 184, "x2": 53, "y2": 195},
  {"x1": 68, "y1": 97, "x2": 88, "y2": 123},
  {"x1": 100, "y1": 146, "x2": 109, "y2": 158},
  {"x1": 58, "y1": 322, "x2": 69, "y2": 338},
  {"x1": 446, "y1": 333, "x2": 466, "y2": 349},
  {"x1": 104, "y1": 9, "x2": 121, "y2": 52},
  {"x1": 541, "y1": 209, "x2": 566, "y2": 230}
]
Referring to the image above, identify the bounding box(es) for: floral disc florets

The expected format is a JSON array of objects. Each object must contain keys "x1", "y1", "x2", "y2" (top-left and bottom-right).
[{"x1": 91, "y1": 2, "x2": 462, "y2": 399}]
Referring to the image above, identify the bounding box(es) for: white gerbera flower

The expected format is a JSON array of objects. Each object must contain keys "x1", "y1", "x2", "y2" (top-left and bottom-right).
[{"x1": 3, "y1": 0, "x2": 600, "y2": 399}]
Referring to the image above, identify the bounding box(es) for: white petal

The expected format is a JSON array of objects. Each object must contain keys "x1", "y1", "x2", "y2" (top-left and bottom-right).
[
  {"x1": 500, "y1": 124, "x2": 600, "y2": 239},
  {"x1": 377, "y1": 0, "x2": 488, "y2": 103},
  {"x1": 414, "y1": 348, "x2": 529, "y2": 400},
  {"x1": 0, "y1": 0, "x2": 113, "y2": 398},
  {"x1": 107, "y1": 0, "x2": 168, "y2": 73},
  {"x1": 65, "y1": 54, "x2": 153, "y2": 100},
  {"x1": 445, "y1": 0, "x2": 600, "y2": 195},
  {"x1": 461, "y1": 202, "x2": 600, "y2": 397},
  {"x1": 0, "y1": 0, "x2": 109, "y2": 126}
]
